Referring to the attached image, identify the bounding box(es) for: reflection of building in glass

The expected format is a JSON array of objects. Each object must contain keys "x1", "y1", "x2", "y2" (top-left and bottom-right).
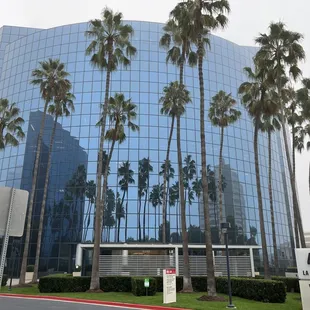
[
  {"x1": 0, "y1": 22, "x2": 296, "y2": 271},
  {"x1": 20, "y1": 111, "x2": 88, "y2": 270}
]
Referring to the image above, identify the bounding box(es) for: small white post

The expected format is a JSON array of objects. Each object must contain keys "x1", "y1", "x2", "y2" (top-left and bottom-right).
[
  {"x1": 175, "y1": 246, "x2": 179, "y2": 276},
  {"x1": 249, "y1": 247, "x2": 255, "y2": 278}
]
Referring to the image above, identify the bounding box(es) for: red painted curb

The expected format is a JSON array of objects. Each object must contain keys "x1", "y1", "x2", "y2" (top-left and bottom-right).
[{"x1": 0, "y1": 293, "x2": 188, "y2": 310}]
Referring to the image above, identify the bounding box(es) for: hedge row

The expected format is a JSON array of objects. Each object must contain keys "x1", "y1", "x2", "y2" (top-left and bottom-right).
[
  {"x1": 38, "y1": 275, "x2": 286, "y2": 303},
  {"x1": 256, "y1": 276, "x2": 299, "y2": 293}
]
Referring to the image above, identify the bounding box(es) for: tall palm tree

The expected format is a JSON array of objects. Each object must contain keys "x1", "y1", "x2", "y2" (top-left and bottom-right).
[
  {"x1": 84, "y1": 180, "x2": 96, "y2": 241},
  {"x1": 188, "y1": 0, "x2": 230, "y2": 296},
  {"x1": 85, "y1": 8, "x2": 137, "y2": 290},
  {"x1": 169, "y1": 181, "x2": 180, "y2": 242},
  {"x1": 159, "y1": 160, "x2": 175, "y2": 242},
  {"x1": 160, "y1": 1, "x2": 197, "y2": 254},
  {"x1": 99, "y1": 93, "x2": 139, "y2": 239},
  {"x1": 208, "y1": 91, "x2": 241, "y2": 243},
  {"x1": 20, "y1": 59, "x2": 70, "y2": 285},
  {"x1": 239, "y1": 62, "x2": 278, "y2": 279},
  {"x1": 138, "y1": 158, "x2": 154, "y2": 241},
  {"x1": 255, "y1": 22, "x2": 306, "y2": 248},
  {"x1": 32, "y1": 91, "x2": 75, "y2": 283},
  {"x1": 159, "y1": 81, "x2": 192, "y2": 291},
  {"x1": 149, "y1": 184, "x2": 163, "y2": 240},
  {"x1": 260, "y1": 113, "x2": 281, "y2": 274},
  {"x1": 183, "y1": 155, "x2": 196, "y2": 225},
  {"x1": 118, "y1": 161, "x2": 135, "y2": 242},
  {"x1": 0, "y1": 99, "x2": 25, "y2": 151}
]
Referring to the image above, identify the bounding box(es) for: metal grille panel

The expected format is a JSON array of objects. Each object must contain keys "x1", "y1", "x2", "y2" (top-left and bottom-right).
[{"x1": 98, "y1": 254, "x2": 252, "y2": 277}]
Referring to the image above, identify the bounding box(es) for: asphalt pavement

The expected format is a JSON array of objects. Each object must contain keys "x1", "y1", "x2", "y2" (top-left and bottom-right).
[{"x1": 0, "y1": 296, "x2": 140, "y2": 310}]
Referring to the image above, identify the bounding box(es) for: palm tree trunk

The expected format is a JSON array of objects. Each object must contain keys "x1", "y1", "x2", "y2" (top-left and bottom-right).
[
  {"x1": 291, "y1": 124, "x2": 300, "y2": 248},
  {"x1": 143, "y1": 179, "x2": 149, "y2": 241},
  {"x1": 162, "y1": 116, "x2": 175, "y2": 243},
  {"x1": 254, "y1": 122, "x2": 270, "y2": 279},
  {"x1": 20, "y1": 100, "x2": 49, "y2": 285},
  {"x1": 219, "y1": 126, "x2": 224, "y2": 244},
  {"x1": 138, "y1": 199, "x2": 142, "y2": 241},
  {"x1": 177, "y1": 116, "x2": 193, "y2": 292},
  {"x1": 32, "y1": 115, "x2": 58, "y2": 283},
  {"x1": 118, "y1": 190, "x2": 126, "y2": 242},
  {"x1": 90, "y1": 48, "x2": 112, "y2": 291},
  {"x1": 118, "y1": 217, "x2": 121, "y2": 242},
  {"x1": 125, "y1": 192, "x2": 129, "y2": 241},
  {"x1": 268, "y1": 130, "x2": 279, "y2": 275},
  {"x1": 155, "y1": 206, "x2": 157, "y2": 240},
  {"x1": 277, "y1": 73, "x2": 306, "y2": 248},
  {"x1": 197, "y1": 34, "x2": 216, "y2": 296}
]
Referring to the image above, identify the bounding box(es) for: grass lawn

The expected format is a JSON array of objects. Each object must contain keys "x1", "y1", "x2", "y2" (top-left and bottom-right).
[{"x1": 0, "y1": 286, "x2": 302, "y2": 310}]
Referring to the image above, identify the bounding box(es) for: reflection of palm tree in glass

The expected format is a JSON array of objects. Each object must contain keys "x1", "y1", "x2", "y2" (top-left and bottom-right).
[
  {"x1": 118, "y1": 161, "x2": 135, "y2": 242},
  {"x1": 115, "y1": 192, "x2": 125, "y2": 242},
  {"x1": 159, "y1": 160, "x2": 175, "y2": 241},
  {"x1": 103, "y1": 188, "x2": 116, "y2": 242},
  {"x1": 83, "y1": 180, "x2": 96, "y2": 241},
  {"x1": 66, "y1": 164, "x2": 87, "y2": 241},
  {"x1": 149, "y1": 184, "x2": 163, "y2": 241},
  {"x1": 183, "y1": 155, "x2": 196, "y2": 225},
  {"x1": 138, "y1": 158, "x2": 153, "y2": 242}
]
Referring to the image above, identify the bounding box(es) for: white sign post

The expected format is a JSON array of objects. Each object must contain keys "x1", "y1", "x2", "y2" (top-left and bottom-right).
[
  {"x1": 295, "y1": 249, "x2": 310, "y2": 310},
  {"x1": 163, "y1": 268, "x2": 176, "y2": 304},
  {"x1": 0, "y1": 187, "x2": 28, "y2": 289}
]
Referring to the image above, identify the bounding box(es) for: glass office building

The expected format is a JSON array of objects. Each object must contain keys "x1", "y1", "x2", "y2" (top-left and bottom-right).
[{"x1": 0, "y1": 21, "x2": 295, "y2": 273}]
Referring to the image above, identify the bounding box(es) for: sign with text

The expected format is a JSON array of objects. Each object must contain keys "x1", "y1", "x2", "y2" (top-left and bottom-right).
[
  {"x1": 299, "y1": 280, "x2": 310, "y2": 310},
  {"x1": 144, "y1": 278, "x2": 149, "y2": 288},
  {"x1": 295, "y1": 249, "x2": 310, "y2": 280},
  {"x1": 163, "y1": 268, "x2": 176, "y2": 304}
]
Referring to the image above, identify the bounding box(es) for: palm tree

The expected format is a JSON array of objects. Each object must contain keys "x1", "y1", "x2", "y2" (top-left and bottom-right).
[
  {"x1": 260, "y1": 113, "x2": 281, "y2": 274},
  {"x1": 169, "y1": 181, "x2": 180, "y2": 242},
  {"x1": 239, "y1": 62, "x2": 278, "y2": 279},
  {"x1": 32, "y1": 91, "x2": 75, "y2": 283},
  {"x1": 149, "y1": 184, "x2": 163, "y2": 240},
  {"x1": 19, "y1": 59, "x2": 70, "y2": 285},
  {"x1": 138, "y1": 158, "x2": 154, "y2": 241},
  {"x1": 255, "y1": 22, "x2": 306, "y2": 248},
  {"x1": 118, "y1": 161, "x2": 135, "y2": 242},
  {"x1": 208, "y1": 91, "x2": 241, "y2": 243},
  {"x1": 0, "y1": 99, "x2": 24, "y2": 151},
  {"x1": 159, "y1": 160, "x2": 175, "y2": 242},
  {"x1": 99, "y1": 93, "x2": 139, "y2": 239},
  {"x1": 84, "y1": 180, "x2": 96, "y2": 241},
  {"x1": 115, "y1": 192, "x2": 125, "y2": 242},
  {"x1": 103, "y1": 188, "x2": 116, "y2": 242},
  {"x1": 188, "y1": 0, "x2": 230, "y2": 296},
  {"x1": 183, "y1": 155, "x2": 196, "y2": 225},
  {"x1": 85, "y1": 8, "x2": 137, "y2": 290}
]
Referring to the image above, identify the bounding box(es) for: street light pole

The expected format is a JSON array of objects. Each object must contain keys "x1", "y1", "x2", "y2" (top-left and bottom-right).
[{"x1": 221, "y1": 222, "x2": 235, "y2": 309}]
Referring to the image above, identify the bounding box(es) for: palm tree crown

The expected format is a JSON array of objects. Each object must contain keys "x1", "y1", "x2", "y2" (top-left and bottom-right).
[
  {"x1": 31, "y1": 58, "x2": 71, "y2": 102},
  {"x1": 0, "y1": 99, "x2": 25, "y2": 150},
  {"x1": 208, "y1": 91, "x2": 241, "y2": 128},
  {"x1": 85, "y1": 7, "x2": 137, "y2": 71}
]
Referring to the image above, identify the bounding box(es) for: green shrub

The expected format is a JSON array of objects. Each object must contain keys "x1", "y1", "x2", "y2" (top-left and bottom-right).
[
  {"x1": 39, "y1": 275, "x2": 90, "y2": 293},
  {"x1": 26, "y1": 265, "x2": 34, "y2": 272},
  {"x1": 74, "y1": 265, "x2": 82, "y2": 272},
  {"x1": 217, "y1": 277, "x2": 286, "y2": 303},
  {"x1": 131, "y1": 277, "x2": 156, "y2": 296},
  {"x1": 1, "y1": 275, "x2": 8, "y2": 287},
  {"x1": 100, "y1": 277, "x2": 131, "y2": 292},
  {"x1": 272, "y1": 276, "x2": 299, "y2": 293}
]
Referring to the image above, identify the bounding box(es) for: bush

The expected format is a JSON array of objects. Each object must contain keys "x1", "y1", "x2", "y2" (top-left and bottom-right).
[
  {"x1": 217, "y1": 277, "x2": 286, "y2": 303},
  {"x1": 272, "y1": 276, "x2": 300, "y2": 293},
  {"x1": 27, "y1": 265, "x2": 34, "y2": 272},
  {"x1": 100, "y1": 277, "x2": 131, "y2": 292},
  {"x1": 1, "y1": 275, "x2": 8, "y2": 287},
  {"x1": 131, "y1": 277, "x2": 157, "y2": 296},
  {"x1": 74, "y1": 266, "x2": 82, "y2": 272},
  {"x1": 39, "y1": 275, "x2": 90, "y2": 293}
]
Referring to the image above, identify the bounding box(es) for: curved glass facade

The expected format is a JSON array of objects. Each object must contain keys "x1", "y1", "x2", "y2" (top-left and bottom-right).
[{"x1": 0, "y1": 22, "x2": 295, "y2": 272}]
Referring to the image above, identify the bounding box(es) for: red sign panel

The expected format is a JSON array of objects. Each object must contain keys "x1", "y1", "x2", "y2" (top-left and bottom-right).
[{"x1": 165, "y1": 269, "x2": 176, "y2": 275}]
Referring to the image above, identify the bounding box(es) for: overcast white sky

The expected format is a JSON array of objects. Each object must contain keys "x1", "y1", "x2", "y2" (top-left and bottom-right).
[{"x1": 0, "y1": 0, "x2": 309, "y2": 231}]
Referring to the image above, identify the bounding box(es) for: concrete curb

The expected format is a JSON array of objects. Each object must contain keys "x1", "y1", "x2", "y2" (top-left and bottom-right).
[{"x1": 0, "y1": 293, "x2": 188, "y2": 310}]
